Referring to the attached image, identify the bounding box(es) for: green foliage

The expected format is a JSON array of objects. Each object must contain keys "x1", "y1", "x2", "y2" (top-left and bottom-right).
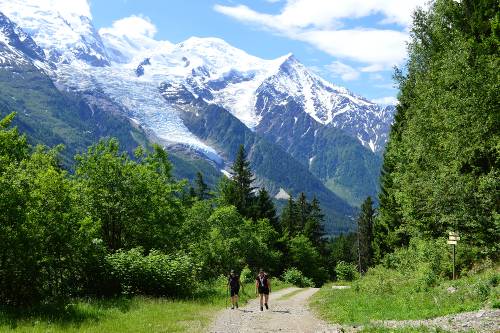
[
  {"x1": 0, "y1": 113, "x2": 330, "y2": 309},
  {"x1": 254, "y1": 188, "x2": 279, "y2": 230},
  {"x1": 289, "y1": 234, "x2": 328, "y2": 286},
  {"x1": 0, "y1": 135, "x2": 98, "y2": 305},
  {"x1": 240, "y1": 266, "x2": 254, "y2": 284},
  {"x1": 281, "y1": 268, "x2": 314, "y2": 287},
  {"x1": 193, "y1": 171, "x2": 212, "y2": 201},
  {"x1": 106, "y1": 248, "x2": 199, "y2": 297},
  {"x1": 218, "y1": 145, "x2": 256, "y2": 218},
  {"x1": 335, "y1": 261, "x2": 359, "y2": 281},
  {"x1": 327, "y1": 233, "x2": 358, "y2": 267},
  {"x1": 374, "y1": 0, "x2": 500, "y2": 260},
  {"x1": 75, "y1": 139, "x2": 184, "y2": 251},
  {"x1": 381, "y1": 238, "x2": 452, "y2": 282},
  {"x1": 189, "y1": 206, "x2": 281, "y2": 278},
  {"x1": 357, "y1": 196, "x2": 375, "y2": 273}
]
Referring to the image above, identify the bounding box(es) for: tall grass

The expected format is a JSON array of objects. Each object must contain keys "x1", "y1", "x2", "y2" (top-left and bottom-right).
[{"x1": 310, "y1": 266, "x2": 499, "y2": 325}]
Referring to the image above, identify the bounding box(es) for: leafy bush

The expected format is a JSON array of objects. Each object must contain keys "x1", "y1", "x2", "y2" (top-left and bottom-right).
[
  {"x1": 240, "y1": 266, "x2": 254, "y2": 284},
  {"x1": 0, "y1": 141, "x2": 100, "y2": 306},
  {"x1": 335, "y1": 261, "x2": 359, "y2": 281},
  {"x1": 282, "y1": 268, "x2": 314, "y2": 287},
  {"x1": 382, "y1": 238, "x2": 451, "y2": 278},
  {"x1": 106, "y1": 248, "x2": 200, "y2": 297}
]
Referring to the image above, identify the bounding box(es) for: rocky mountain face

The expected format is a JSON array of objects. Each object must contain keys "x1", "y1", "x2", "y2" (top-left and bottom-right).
[
  {"x1": 0, "y1": 8, "x2": 221, "y2": 185},
  {"x1": 0, "y1": 0, "x2": 397, "y2": 233}
]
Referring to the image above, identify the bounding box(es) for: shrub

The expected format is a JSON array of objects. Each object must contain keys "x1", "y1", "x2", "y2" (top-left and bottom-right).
[
  {"x1": 282, "y1": 268, "x2": 314, "y2": 287},
  {"x1": 106, "y1": 247, "x2": 200, "y2": 297},
  {"x1": 335, "y1": 261, "x2": 359, "y2": 281},
  {"x1": 240, "y1": 266, "x2": 254, "y2": 284},
  {"x1": 382, "y1": 238, "x2": 451, "y2": 278}
]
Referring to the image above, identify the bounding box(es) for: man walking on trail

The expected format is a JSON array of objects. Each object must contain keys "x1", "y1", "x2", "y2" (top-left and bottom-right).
[
  {"x1": 227, "y1": 270, "x2": 242, "y2": 309},
  {"x1": 255, "y1": 269, "x2": 271, "y2": 311}
]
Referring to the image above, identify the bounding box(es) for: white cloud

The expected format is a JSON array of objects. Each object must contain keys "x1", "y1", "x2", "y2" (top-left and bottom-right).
[
  {"x1": 99, "y1": 15, "x2": 157, "y2": 39},
  {"x1": 326, "y1": 61, "x2": 360, "y2": 81},
  {"x1": 214, "y1": 0, "x2": 428, "y2": 70},
  {"x1": 361, "y1": 64, "x2": 386, "y2": 73},
  {"x1": 372, "y1": 96, "x2": 398, "y2": 105},
  {"x1": 369, "y1": 73, "x2": 385, "y2": 81},
  {"x1": 99, "y1": 15, "x2": 171, "y2": 62},
  {"x1": 298, "y1": 29, "x2": 408, "y2": 68}
]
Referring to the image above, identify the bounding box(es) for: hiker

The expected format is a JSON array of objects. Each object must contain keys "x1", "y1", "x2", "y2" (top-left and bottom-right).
[
  {"x1": 255, "y1": 269, "x2": 271, "y2": 311},
  {"x1": 227, "y1": 269, "x2": 242, "y2": 309}
]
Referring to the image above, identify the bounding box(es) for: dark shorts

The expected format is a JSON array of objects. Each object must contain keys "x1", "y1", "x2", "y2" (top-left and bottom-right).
[
  {"x1": 230, "y1": 288, "x2": 240, "y2": 296},
  {"x1": 258, "y1": 286, "x2": 269, "y2": 295}
]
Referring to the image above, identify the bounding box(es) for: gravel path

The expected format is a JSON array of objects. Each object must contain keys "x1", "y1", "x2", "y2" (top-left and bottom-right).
[
  {"x1": 208, "y1": 287, "x2": 343, "y2": 333},
  {"x1": 208, "y1": 287, "x2": 499, "y2": 333},
  {"x1": 376, "y1": 309, "x2": 500, "y2": 332}
]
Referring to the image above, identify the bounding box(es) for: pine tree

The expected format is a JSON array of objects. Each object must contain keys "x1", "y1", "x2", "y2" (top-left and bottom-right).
[
  {"x1": 254, "y1": 188, "x2": 279, "y2": 230},
  {"x1": 304, "y1": 196, "x2": 326, "y2": 250},
  {"x1": 296, "y1": 192, "x2": 310, "y2": 233},
  {"x1": 228, "y1": 144, "x2": 256, "y2": 218},
  {"x1": 357, "y1": 196, "x2": 375, "y2": 273},
  {"x1": 194, "y1": 171, "x2": 211, "y2": 200},
  {"x1": 280, "y1": 196, "x2": 297, "y2": 236},
  {"x1": 372, "y1": 150, "x2": 408, "y2": 261}
]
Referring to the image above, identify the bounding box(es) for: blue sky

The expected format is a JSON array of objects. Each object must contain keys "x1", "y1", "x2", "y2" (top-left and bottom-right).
[{"x1": 90, "y1": 0, "x2": 427, "y2": 104}]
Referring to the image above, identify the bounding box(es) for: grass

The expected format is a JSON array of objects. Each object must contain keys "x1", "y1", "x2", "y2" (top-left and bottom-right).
[
  {"x1": 358, "y1": 326, "x2": 453, "y2": 332},
  {"x1": 278, "y1": 288, "x2": 308, "y2": 300},
  {"x1": 310, "y1": 266, "x2": 499, "y2": 326},
  {"x1": 0, "y1": 280, "x2": 291, "y2": 333}
]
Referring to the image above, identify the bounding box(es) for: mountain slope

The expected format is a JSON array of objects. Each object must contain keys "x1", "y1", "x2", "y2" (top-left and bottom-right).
[
  {"x1": 161, "y1": 83, "x2": 355, "y2": 232},
  {"x1": 0, "y1": 10, "x2": 221, "y2": 185}
]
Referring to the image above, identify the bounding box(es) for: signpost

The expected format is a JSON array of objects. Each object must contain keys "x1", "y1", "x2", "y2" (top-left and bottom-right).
[{"x1": 448, "y1": 232, "x2": 460, "y2": 280}]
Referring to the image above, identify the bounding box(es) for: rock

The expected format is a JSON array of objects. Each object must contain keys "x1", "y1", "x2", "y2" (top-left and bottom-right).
[{"x1": 447, "y1": 286, "x2": 457, "y2": 293}]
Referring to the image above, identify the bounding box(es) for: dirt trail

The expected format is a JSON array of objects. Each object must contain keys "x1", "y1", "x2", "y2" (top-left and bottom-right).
[{"x1": 208, "y1": 287, "x2": 342, "y2": 333}]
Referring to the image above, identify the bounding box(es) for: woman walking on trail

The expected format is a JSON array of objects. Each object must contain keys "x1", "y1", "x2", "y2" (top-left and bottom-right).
[
  {"x1": 227, "y1": 270, "x2": 242, "y2": 309},
  {"x1": 255, "y1": 269, "x2": 271, "y2": 311}
]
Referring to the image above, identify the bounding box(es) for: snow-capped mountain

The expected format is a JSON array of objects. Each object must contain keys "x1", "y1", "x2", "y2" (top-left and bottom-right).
[
  {"x1": 1, "y1": 0, "x2": 394, "y2": 156},
  {"x1": 0, "y1": 12, "x2": 45, "y2": 67},
  {"x1": 254, "y1": 55, "x2": 394, "y2": 152},
  {"x1": 0, "y1": 0, "x2": 395, "y2": 212},
  {"x1": 0, "y1": 0, "x2": 108, "y2": 66},
  {"x1": 102, "y1": 31, "x2": 393, "y2": 153}
]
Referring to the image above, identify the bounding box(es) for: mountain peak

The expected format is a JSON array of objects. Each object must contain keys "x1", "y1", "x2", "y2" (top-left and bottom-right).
[{"x1": 0, "y1": 0, "x2": 108, "y2": 66}]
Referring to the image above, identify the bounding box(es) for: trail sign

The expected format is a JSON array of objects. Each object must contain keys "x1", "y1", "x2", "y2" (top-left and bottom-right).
[{"x1": 448, "y1": 231, "x2": 459, "y2": 280}]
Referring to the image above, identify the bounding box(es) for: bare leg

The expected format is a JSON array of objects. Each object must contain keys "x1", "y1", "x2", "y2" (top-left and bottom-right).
[
  {"x1": 259, "y1": 294, "x2": 264, "y2": 310},
  {"x1": 264, "y1": 294, "x2": 269, "y2": 309}
]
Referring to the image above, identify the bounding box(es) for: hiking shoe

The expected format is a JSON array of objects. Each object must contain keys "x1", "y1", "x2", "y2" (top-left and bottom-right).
[
  {"x1": 260, "y1": 306, "x2": 263, "y2": 311},
  {"x1": 231, "y1": 305, "x2": 234, "y2": 310},
  {"x1": 265, "y1": 303, "x2": 268, "y2": 310}
]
